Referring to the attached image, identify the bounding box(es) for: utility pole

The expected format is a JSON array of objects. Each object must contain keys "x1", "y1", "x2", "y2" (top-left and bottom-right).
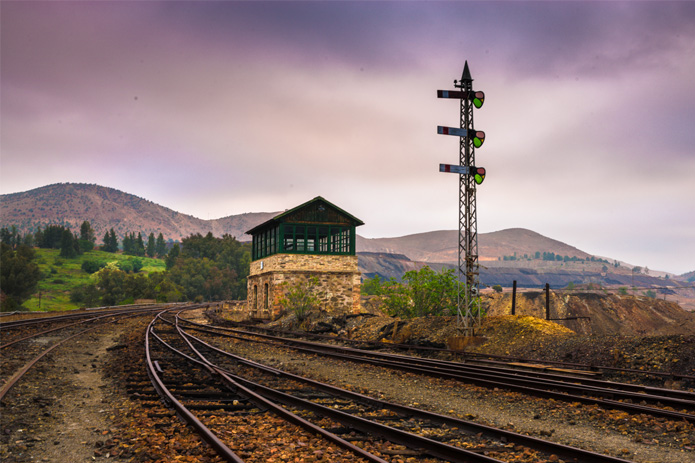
[{"x1": 438, "y1": 61, "x2": 486, "y2": 336}]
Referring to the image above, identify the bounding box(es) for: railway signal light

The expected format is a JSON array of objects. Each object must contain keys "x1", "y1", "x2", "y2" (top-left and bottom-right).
[
  {"x1": 437, "y1": 90, "x2": 485, "y2": 109},
  {"x1": 437, "y1": 126, "x2": 486, "y2": 148},
  {"x1": 439, "y1": 164, "x2": 486, "y2": 185}
]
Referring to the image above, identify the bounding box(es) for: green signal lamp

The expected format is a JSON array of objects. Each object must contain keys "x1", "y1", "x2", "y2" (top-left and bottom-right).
[
  {"x1": 472, "y1": 131, "x2": 485, "y2": 148},
  {"x1": 474, "y1": 167, "x2": 486, "y2": 185},
  {"x1": 472, "y1": 91, "x2": 485, "y2": 109}
]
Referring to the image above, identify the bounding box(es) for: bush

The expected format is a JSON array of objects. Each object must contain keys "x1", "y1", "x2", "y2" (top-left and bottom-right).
[
  {"x1": 279, "y1": 276, "x2": 321, "y2": 322},
  {"x1": 380, "y1": 267, "x2": 460, "y2": 319},
  {"x1": 81, "y1": 259, "x2": 106, "y2": 274},
  {"x1": 492, "y1": 284, "x2": 503, "y2": 293}
]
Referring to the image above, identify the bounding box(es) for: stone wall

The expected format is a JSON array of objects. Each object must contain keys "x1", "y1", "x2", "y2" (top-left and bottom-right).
[{"x1": 247, "y1": 253, "x2": 361, "y2": 319}]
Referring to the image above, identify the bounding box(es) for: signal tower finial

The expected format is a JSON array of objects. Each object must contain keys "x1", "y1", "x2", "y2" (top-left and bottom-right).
[{"x1": 461, "y1": 61, "x2": 472, "y2": 83}]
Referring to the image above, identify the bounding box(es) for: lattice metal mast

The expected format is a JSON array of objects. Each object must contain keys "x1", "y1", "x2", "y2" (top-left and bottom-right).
[
  {"x1": 437, "y1": 61, "x2": 486, "y2": 336},
  {"x1": 456, "y1": 62, "x2": 481, "y2": 335}
]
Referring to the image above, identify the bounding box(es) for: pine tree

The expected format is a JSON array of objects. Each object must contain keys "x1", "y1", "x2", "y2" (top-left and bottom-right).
[
  {"x1": 79, "y1": 221, "x2": 96, "y2": 252},
  {"x1": 146, "y1": 233, "x2": 156, "y2": 258},
  {"x1": 155, "y1": 233, "x2": 166, "y2": 257},
  {"x1": 136, "y1": 232, "x2": 145, "y2": 256},
  {"x1": 60, "y1": 229, "x2": 77, "y2": 258}
]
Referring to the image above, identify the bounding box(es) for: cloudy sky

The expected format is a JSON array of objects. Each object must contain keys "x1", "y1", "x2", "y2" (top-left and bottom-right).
[{"x1": 2, "y1": 1, "x2": 694, "y2": 274}]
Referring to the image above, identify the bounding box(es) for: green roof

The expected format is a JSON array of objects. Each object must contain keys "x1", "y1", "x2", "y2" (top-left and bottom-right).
[{"x1": 246, "y1": 196, "x2": 364, "y2": 236}]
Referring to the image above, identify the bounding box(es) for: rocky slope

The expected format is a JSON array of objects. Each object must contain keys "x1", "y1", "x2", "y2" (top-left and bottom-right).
[
  {"x1": 0, "y1": 183, "x2": 275, "y2": 241},
  {"x1": 483, "y1": 291, "x2": 695, "y2": 335}
]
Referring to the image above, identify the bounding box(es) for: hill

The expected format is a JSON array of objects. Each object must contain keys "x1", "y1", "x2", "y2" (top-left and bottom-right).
[
  {"x1": 3, "y1": 184, "x2": 597, "y2": 264},
  {"x1": 1, "y1": 183, "x2": 275, "y2": 242},
  {"x1": 3, "y1": 183, "x2": 691, "y2": 309},
  {"x1": 358, "y1": 228, "x2": 592, "y2": 264}
]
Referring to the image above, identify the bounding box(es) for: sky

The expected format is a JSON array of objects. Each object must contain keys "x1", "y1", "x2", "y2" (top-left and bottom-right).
[{"x1": 1, "y1": 1, "x2": 694, "y2": 275}]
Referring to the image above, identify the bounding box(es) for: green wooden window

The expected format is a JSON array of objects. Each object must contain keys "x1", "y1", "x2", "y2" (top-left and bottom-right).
[
  {"x1": 252, "y1": 222, "x2": 356, "y2": 260},
  {"x1": 252, "y1": 225, "x2": 280, "y2": 260},
  {"x1": 279, "y1": 223, "x2": 354, "y2": 256}
]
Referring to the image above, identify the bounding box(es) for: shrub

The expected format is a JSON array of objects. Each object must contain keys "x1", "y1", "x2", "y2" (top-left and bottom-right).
[
  {"x1": 279, "y1": 276, "x2": 321, "y2": 322},
  {"x1": 81, "y1": 259, "x2": 106, "y2": 274}
]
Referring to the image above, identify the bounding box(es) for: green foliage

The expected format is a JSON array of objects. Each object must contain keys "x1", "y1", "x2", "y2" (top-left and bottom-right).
[
  {"x1": 361, "y1": 275, "x2": 384, "y2": 296},
  {"x1": 37, "y1": 225, "x2": 68, "y2": 249},
  {"x1": 117, "y1": 258, "x2": 144, "y2": 274},
  {"x1": 492, "y1": 284, "x2": 503, "y2": 293},
  {"x1": 146, "y1": 233, "x2": 156, "y2": 258},
  {"x1": 170, "y1": 233, "x2": 251, "y2": 299},
  {"x1": 79, "y1": 221, "x2": 96, "y2": 252},
  {"x1": 566, "y1": 281, "x2": 575, "y2": 290},
  {"x1": 122, "y1": 232, "x2": 145, "y2": 256},
  {"x1": 644, "y1": 289, "x2": 657, "y2": 299},
  {"x1": 24, "y1": 248, "x2": 165, "y2": 311},
  {"x1": 59, "y1": 229, "x2": 79, "y2": 258},
  {"x1": 155, "y1": 233, "x2": 167, "y2": 258},
  {"x1": 4, "y1": 222, "x2": 247, "y2": 309},
  {"x1": 81, "y1": 259, "x2": 106, "y2": 274},
  {"x1": 279, "y1": 276, "x2": 321, "y2": 322},
  {"x1": 165, "y1": 243, "x2": 180, "y2": 270},
  {"x1": 618, "y1": 287, "x2": 628, "y2": 295},
  {"x1": 379, "y1": 267, "x2": 459, "y2": 319},
  {"x1": 1, "y1": 243, "x2": 42, "y2": 311},
  {"x1": 102, "y1": 229, "x2": 119, "y2": 252}
]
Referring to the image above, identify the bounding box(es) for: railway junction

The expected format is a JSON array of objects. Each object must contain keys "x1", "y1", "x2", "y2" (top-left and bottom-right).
[{"x1": 1, "y1": 304, "x2": 693, "y2": 463}]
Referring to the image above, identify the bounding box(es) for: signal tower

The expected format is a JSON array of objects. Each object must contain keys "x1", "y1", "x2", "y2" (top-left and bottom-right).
[{"x1": 437, "y1": 61, "x2": 486, "y2": 336}]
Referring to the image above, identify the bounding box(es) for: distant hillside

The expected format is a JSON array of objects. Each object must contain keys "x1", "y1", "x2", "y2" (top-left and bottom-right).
[
  {"x1": 0, "y1": 183, "x2": 276, "y2": 242},
  {"x1": 357, "y1": 228, "x2": 591, "y2": 264},
  {"x1": 2, "y1": 182, "x2": 682, "y2": 284}
]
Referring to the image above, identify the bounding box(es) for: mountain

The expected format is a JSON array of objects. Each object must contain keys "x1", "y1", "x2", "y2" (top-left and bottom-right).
[
  {"x1": 3, "y1": 183, "x2": 692, "y2": 309},
  {"x1": 358, "y1": 228, "x2": 592, "y2": 264},
  {"x1": 1, "y1": 183, "x2": 275, "y2": 241},
  {"x1": 4, "y1": 183, "x2": 595, "y2": 261}
]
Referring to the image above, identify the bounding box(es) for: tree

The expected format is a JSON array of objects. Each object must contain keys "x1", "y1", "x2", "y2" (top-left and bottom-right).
[
  {"x1": 379, "y1": 267, "x2": 459, "y2": 319},
  {"x1": 38, "y1": 225, "x2": 69, "y2": 249},
  {"x1": 1, "y1": 243, "x2": 41, "y2": 311},
  {"x1": 362, "y1": 275, "x2": 384, "y2": 296},
  {"x1": 492, "y1": 284, "x2": 503, "y2": 293},
  {"x1": 79, "y1": 221, "x2": 96, "y2": 252},
  {"x1": 155, "y1": 233, "x2": 166, "y2": 257},
  {"x1": 0, "y1": 226, "x2": 20, "y2": 248},
  {"x1": 135, "y1": 232, "x2": 145, "y2": 256},
  {"x1": 96, "y1": 268, "x2": 127, "y2": 305},
  {"x1": 60, "y1": 229, "x2": 78, "y2": 258},
  {"x1": 102, "y1": 228, "x2": 118, "y2": 252},
  {"x1": 165, "y1": 243, "x2": 180, "y2": 270},
  {"x1": 82, "y1": 259, "x2": 106, "y2": 274},
  {"x1": 146, "y1": 233, "x2": 156, "y2": 258}
]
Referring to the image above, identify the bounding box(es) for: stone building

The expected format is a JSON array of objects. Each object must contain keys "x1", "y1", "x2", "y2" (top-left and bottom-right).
[{"x1": 246, "y1": 197, "x2": 364, "y2": 319}]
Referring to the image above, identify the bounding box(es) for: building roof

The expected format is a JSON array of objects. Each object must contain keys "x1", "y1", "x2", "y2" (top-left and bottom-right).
[{"x1": 246, "y1": 196, "x2": 364, "y2": 235}]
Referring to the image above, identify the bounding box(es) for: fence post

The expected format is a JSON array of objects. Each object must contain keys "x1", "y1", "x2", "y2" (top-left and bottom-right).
[
  {"x1": 511, "y1": 280, "x2": 517, "y2": 315},
  {"x1": 545, "y1": 283, "x2": 550, "y2": 320}
]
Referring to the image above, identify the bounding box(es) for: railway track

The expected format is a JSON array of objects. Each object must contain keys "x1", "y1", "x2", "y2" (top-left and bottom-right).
[
  {"x1": 3, "y1": 306, "x2": 692, "y2": 462},
  {"x1": 142, "y1": 310, "x2": 639, "y2": 462},
  {"x1": 0, "y1": 304, "x2": 175, "y2": 400},
  {"x1": 179, "y1": 319, "x2": 695, "y2": 426},
  {"x1": 220, "y1": 320, "x2": 695, "y2": 385}
]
